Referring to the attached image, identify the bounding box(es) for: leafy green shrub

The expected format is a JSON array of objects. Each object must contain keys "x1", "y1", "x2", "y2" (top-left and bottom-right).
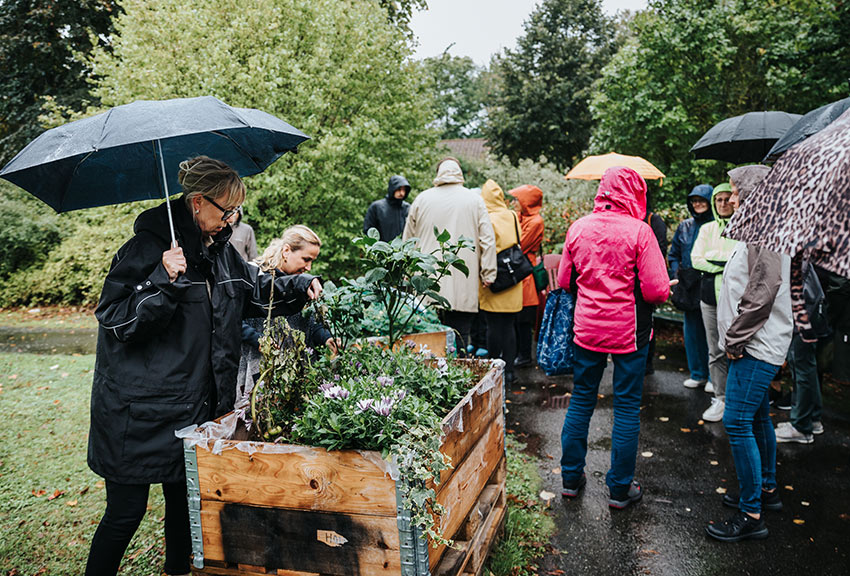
[{"x1": 0, "y1": 184, "x2": 64, "y2": 278}]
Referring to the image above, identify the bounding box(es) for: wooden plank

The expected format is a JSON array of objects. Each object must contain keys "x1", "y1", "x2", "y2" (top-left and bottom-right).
[
  {"x1": 394, "y1": 330, "x2": 450, "y2": 356},
  {"x1": 195, "y1": 443, "x2": 397, "y2": 517},
  {"x1": 194, "y1": 563, "x2": 320, "y2": 576},
  {"x1": 458, "y1": 484, "x2": 500, "y2": 540},
  {"x1": 429, "y1": 412, "x2": 505, "y2": 569},
  {"x1": 198, "y1": 500, "x2": 401, "y2": 576},
  {"x1": 464, "y1": 502, "x2": 507, "y2": 576},
  {"x1": 436, "y1": 366, "x2": 503, "y2": 487}
]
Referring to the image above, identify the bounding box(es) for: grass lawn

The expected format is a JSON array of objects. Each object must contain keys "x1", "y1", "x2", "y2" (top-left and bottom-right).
[
  {"x1": 0, "y1": 352, "x2": 165, "y2": 576},
  {"x1": 0, "y1": 307, "x2": 97, "y2": 331}
]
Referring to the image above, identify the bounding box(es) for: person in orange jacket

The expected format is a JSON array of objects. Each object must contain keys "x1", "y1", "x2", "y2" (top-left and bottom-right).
[{"x1": 510, "y1": 184, "x2": 544, "y2": 367}]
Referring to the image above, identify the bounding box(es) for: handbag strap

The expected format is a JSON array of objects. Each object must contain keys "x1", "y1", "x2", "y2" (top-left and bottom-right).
[{"x1": 512, "y1": 214, "x2": 522, "y2": 249}]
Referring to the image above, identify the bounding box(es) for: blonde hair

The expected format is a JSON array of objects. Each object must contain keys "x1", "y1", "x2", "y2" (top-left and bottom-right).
[
  {"x1": 179, "y1": 156, "x2": 246, "y2": 209},
  {"x1": 256, "y1": 225, "x2": 322, "y2": 272}
]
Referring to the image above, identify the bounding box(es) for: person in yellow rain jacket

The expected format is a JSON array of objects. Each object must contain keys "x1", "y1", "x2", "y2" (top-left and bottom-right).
[
  {"x1": 691, "y1": 183, "x2": 739, "y2": 423},
  {"x1": 479, "y1": 179, "x2": 523, "y2": 384}
]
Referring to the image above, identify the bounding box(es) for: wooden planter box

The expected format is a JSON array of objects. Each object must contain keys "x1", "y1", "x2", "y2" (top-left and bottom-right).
[
  {"x1": 365, "y1": 329, "x2": 456, "y2": 357},
  {"x1": 182, "y1": 361, "x2": 505, "y2": 576}
]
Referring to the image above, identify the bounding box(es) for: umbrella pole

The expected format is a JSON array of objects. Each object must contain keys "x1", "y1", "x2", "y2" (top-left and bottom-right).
[{"x1": 156, "y1": 139, "x2": 178, "y2": 247}]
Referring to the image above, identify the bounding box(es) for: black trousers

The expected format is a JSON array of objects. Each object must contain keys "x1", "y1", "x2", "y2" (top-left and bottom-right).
[
  {"x1": 439, "y1": 310, "x2": 476, "y2": 356},
  {"x1": 484, "y1": 311, "x2": 518, "y2": 375},
  {"x1": 516, "y1": 305, "x2": 538, "y2": 361},
  {"x1": 85, "y1": 479, "x2": 191, "y2": 576}
]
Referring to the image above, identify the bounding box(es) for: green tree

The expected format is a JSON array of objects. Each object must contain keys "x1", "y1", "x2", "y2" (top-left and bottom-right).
[
  {"x1": 590, "y1": 0, "x2": 850, "y2": 202},
  {"x1": 421, "y1": 51, "x2": 486, "y2": 139},
  {"x1": 0, "y1": 0, "x2": 121, "y2": 165},
  {"x1": 378, "y1": 0, "x2": 428, "y2": 34},
  {"x1": 86, "y1": 0, "x2": 439, "y2": 277},
  {"x1": 483, "y1": 0, "x2": 617, "y2": 170}
]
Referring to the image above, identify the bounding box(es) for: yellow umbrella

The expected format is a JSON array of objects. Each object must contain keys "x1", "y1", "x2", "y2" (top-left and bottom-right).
[{"x1": 565, "y1": 152, "x2": 665, "y2": 183}]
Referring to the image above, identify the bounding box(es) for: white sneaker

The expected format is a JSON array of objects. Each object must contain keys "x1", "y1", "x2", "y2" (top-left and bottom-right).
[
  {"x1": 812, "y1": 421, "x2": 824, "y2": 435},
  {"x1": 683, "y1": 378, "x2": 707, "y2": 389},
  {"x1": 704, "y1": 381, "x2": 715, "y2": 394},
  {"x1": 775, "y1": 421, "x2": 814, "y2": 444},
  {"x1": 702, "y1": 397, "x2": 725, "y2": 422}
]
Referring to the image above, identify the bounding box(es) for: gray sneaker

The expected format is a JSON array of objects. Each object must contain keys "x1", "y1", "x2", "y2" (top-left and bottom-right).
[
  {"x1": 775, "y1": 421, "x2": 813, "y2": 444},
  {"x1": 812, "y1": 421, "x2": 824, "y2": 435},
  {"x1": 609, "y1": 480, "x2": 643, "y2": 509}
]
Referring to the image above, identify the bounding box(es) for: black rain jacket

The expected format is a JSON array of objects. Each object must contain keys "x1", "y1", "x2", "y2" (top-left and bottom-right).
[
  {"x1": 88, "y1": 199, "x2": 315, "y2": 483},
  {"x1": 363, "y1": 175, "x2": 410, "y2": 241}
]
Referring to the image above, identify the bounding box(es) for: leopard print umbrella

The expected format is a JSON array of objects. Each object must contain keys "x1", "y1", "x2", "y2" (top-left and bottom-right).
[{"x1": 725, "y1": 107, "x2": 850, "y2": 279}]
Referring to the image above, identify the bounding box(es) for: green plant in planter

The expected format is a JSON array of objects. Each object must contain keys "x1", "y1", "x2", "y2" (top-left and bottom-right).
[{"x1": 325, "y1": 227, "x2": 472, "y2": 347}]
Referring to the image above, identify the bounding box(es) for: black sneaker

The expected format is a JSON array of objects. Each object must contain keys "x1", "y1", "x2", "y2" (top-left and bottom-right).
[
  {"x1": 561, "y1": 474, "x2": 587, "y2": 498},
  {"x1": 514, "y1": 357, "x2": 532, "y2": 368},
  {"x1": 722, "y1": 489, "x2": 783, "y2": 512},
  {"x1": 775, "y1": 391, "x2": 793, "y2": 411},
  {"x1": 608, "y1": 480, "x2": 643, "y2": 509},
  {"x1": 705, "y1": 510, "x2": 769, "y2": 542}
]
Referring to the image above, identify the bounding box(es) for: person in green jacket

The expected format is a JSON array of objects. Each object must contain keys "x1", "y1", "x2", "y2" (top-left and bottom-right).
[{"x1": 691, "y1": 183, "x2": 738, "y2": 423}]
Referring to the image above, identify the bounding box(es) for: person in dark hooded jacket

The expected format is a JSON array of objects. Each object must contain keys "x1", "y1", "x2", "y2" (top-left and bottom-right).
[
  {"x1": 363, "y1": 175, "x2": 411, "y2": 241},
  {"x1": 668, "y1": 184, "x2": 714, "y2": 389},
  {"x1": 85, "y1": 156, "x2": 321, "y2": 576}
]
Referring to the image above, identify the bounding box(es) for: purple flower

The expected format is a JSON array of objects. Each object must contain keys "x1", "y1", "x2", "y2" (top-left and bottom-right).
[
  {"x1": 370, "y1": 396, "x2": 395, "y2": 417},
  {"x1": 395, "y1": 389, "x2": 407, "y2": 401},
  {"x1": 323, "y1": 385, "x2": 350, "y2": 400},
  {"x1": 319, "y1": 381, "x2": 334, "y2": 392},
  {"x1": 377, "y1": 376, "x2": 395, "y2": 388},
  {"x1": 355, "y1": 398, "x2": 375, "y2": 413}
]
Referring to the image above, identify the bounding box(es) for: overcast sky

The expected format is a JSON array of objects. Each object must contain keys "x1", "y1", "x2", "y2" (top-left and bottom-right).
[{"x1": 410, "y1": 0, "x2": 648, "y2": 65}]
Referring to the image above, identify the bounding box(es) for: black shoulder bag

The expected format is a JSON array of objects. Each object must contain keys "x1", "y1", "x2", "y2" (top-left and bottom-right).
[{"x1": 490, "y1": 215, "x2": 533, "y2": 293}]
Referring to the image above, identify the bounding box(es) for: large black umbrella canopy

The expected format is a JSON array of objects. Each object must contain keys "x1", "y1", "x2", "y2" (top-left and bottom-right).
[
  {"x1": 0, "y1": 96, "x2": 309, "y2": 227},
  {"x1": 763, "y1": 96, "x2": 850, "y2": 163},
  {"x1": 724, "y1": 108, "x2": 850, "y2": 278},
  {"x1": 690, "y1": 111, "x2": 801, "y2": 164}
]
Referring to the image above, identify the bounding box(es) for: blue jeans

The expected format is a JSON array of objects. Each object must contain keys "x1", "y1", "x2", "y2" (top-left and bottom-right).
[
  {"x1": 723, "y1": 353, "x2": 779, "y2": 514},
  {"x1": 561, "y1": 343, "x2": 648, "y2": 496},
  {"x1": 683, "y1": 308, "x2": 709, "y2": 381}
]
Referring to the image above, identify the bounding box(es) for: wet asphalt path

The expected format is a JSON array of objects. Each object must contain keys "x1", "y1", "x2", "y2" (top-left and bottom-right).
[{"x1": 508, "y1": 350, "x2": 850, "y2": 576}]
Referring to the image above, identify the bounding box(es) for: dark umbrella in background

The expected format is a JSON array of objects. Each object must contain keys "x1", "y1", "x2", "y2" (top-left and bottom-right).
[
  {"x1": 763, "y1": 96, "x2": 850, "y2": 163},
  {"x1": 690, "y1": 110, "x2": 801, "y2": 164},
  {"x1": 724, "y1": 107, "x2": 850, "y2": 278},
  {"x1": 0, "y1": 96, "x2": 309, "y2": 244}
]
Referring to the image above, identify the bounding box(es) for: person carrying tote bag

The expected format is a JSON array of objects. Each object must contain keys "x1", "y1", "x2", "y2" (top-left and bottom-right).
[
  {"x1": 479, "y1": 179, "x2": 524, "y2": 384},
  {"x1": 510, "y1": 184, "x2": 545, "y2": 367}
]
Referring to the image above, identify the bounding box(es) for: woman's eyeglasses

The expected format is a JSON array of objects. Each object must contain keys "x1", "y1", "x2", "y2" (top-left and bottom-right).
[{"x1": 204, "y1": 196, "x2": 240, "y2": 221}]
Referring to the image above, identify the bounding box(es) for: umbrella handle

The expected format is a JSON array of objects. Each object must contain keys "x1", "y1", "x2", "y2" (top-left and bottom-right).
[{"x1": 156, "y1": 139, "x2": 177, "y2": 246}]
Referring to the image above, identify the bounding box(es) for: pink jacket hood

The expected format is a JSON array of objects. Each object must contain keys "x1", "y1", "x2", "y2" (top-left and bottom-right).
[{"x1": 593, "y1": 166, "x2": 647, "y2": 220}]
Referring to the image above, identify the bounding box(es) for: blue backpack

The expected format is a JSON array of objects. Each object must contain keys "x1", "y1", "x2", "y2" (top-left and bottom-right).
[{"x1": 536, "y1": 288, "x2": 576, "y2": 376}]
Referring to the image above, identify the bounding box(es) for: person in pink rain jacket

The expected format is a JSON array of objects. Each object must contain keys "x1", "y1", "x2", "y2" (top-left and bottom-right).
[{"x1": 557, "y1": 166, "x2": 671, "y2": 509}]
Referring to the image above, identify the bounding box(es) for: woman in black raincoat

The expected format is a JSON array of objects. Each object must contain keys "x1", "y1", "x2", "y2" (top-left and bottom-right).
[{"x1": 85, "y1": 156, "x2": 322, "y2": 576}]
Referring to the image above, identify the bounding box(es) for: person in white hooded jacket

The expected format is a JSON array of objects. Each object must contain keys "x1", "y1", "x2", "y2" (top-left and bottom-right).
[{"x1": 403, "y1": 157, "x2": 497, "y2": 353}]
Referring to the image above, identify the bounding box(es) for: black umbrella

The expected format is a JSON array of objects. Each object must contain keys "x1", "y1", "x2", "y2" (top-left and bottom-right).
[
  {"x1": 690, "y1": 111, "x2": 801, "y2": 164},
  {"x1": 0, "y1": 96, "x2": 309, "y2": 244},
  {"x1": 763, "y1": 96, "x2": 850, "y2": 163}
]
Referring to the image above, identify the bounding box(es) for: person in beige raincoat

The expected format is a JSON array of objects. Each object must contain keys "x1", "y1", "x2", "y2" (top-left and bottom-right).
[
  {"x1": 479, "y1": 179, "x2": 523, "y2": 384},
  {"x1": 403, "y1": 157, "x2": 497, "y2": 354}
]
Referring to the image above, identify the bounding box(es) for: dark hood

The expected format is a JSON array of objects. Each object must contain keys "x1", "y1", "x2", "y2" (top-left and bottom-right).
[
  {"x1": 386, "y1": 175, "x2": 411, "y2": 207},
  {"x1": 687, "y1": 184, "x2": 714, "y2": 223}
]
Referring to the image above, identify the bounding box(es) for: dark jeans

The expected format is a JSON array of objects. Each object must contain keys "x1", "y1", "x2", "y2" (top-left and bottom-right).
[
  {"x1": 484, "y1": 310, "x2": 518, "y2": 375},
  {"x1": 683, "y1": 307, "x2": 709, "y2": 381},
  {"x1": 438, "y1": 310, "x2": 476, "y2": 356},
  {"x1": 85, "y1": 479, "x2": 191, "y2": 576},
  {"x1": 723, "y1": 354, "x2": 779, "y2": 515},
  {"x1": 788, "y1": 333, "x2": 822, "y2": 434},
  {"x1": 561, "y1": 343, "x2": 648, "y2": 495},
  {"x1": 516, "y1": 305, "x2": 537, "y2": 361},
  {"x1": 470, "y1": 311, "x2": 488, "y2": 351}
]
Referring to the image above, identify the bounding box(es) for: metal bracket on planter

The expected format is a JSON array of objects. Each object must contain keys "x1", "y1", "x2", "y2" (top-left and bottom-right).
[
  {"x1": 445, "y1": 329, "x2": 457, "y2": 357},
  {"x1": 183, "y1": 440, "x2": 205, "y2": 569},
  {"x1": 396, "y1": 482, "x2": 431, "y2": 576}
]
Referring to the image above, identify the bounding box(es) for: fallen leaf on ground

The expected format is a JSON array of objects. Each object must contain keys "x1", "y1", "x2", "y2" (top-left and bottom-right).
[
  {"x1": 94, "y1": 481, "x2": 104, "y2": 489},
  {"x1": 801, "y1": 501, "x2": 810, "y2": 506},
  {"x1": 66, "y1": 499, "x2": 78, "y2": 507},
  {"x1": 545, "y1": 453, "x2": 554, "y2": 459},
  {"x1": 710, "y1": 460, "x2": 719, "y2": 466},
  {"x1": 680, "y1": 428, "x2": 692, "y2": 433},
  {"x1": 659, "y1": 417, "x2": 669, "y2": 422},
  {"x1": 641, "y1": 451, "x2": 653, "y2": 458},
  {"x1": 551, "y1": 468, "x2": 560, "y2": 474},
  {"x1": 539, "y1": 490, "x2": 556, "y2": 501},
  {"x1": 839, "y1": 513, "x2": 849, "y2": 521},
  {"x1": 698, "y1": 420, "x2": 705, "y2": 425},
  {"x1": 49, "y1": 364, "x2": 59, "y2": 370},
  {"x1": 31, "y1": 489, "x2": 46, "y2": 497},
  {"x1": 547, "y1": 570, "x2": 566, "y2": 576},
  {"x1": 716, "y1": 487, "x2": 727, "y2": 494},
  {"x1": 785, "y1": 485, "x2": 794, "y2": 491},
  {"x1": 658, "y1": 355, "x2": 667, "y2": 360},
  {"x1": 47, "y1": 489, "x2": 64, "y2": 500},
  {"x1": 793, "y1": 519, "x2": 805, "y2": 525}
]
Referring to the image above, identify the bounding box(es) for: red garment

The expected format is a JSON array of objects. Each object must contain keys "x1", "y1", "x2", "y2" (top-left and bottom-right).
[
  {"x1": 511, "y1": 185, "x2": 544, "y2": 307},
  {"x1": 557, "y1": 167, "x2": 670, "y2": 354}
]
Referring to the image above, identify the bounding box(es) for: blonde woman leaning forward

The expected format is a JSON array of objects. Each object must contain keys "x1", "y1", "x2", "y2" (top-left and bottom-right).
[{"x1": 236, "y1": 225, "x2": 337, "y2": 406}]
